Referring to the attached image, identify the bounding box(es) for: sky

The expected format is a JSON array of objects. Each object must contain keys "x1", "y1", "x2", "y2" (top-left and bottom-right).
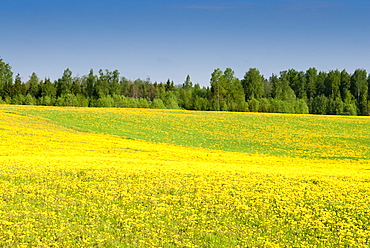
[{"x1": 1, "y1": 0, "x2": 370, "y2": 86}]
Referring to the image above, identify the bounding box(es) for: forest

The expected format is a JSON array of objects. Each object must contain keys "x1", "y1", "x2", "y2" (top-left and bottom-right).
[{"x1": 0, "y1": 58, "x2": 369, "y2": 115}]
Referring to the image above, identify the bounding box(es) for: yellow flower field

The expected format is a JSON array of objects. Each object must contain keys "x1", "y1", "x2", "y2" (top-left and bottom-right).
[{"x1": 0, "y1": 108, "x2": 369, "y2": 247}]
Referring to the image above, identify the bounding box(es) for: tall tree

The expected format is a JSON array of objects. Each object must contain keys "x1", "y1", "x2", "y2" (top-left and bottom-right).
[
  {"x1": 56, "y1": 68, "x2": 73, "y2": 97},
  {"x1": 40, "y1": 78, "x2": 56, "y2": 98},
  {"x1": 109, "y1": 70, "x2": 121, "y2": 96},
  {"x1": 340, "y1": 69, "x2": 352, "y2": 103},
  {"x1": 13, "y1": 74, "x2": 26, "y2": 97},
  {"x1": 183, "y1": 75, "x2": 193, "y2": 89},
  {"x1": 273, "y1": 76, "x2": 296, "y2": 102},
  {"x1": 27, "y1": 72, "x2": 40, "y2": 98},
  {"x1": 85, "y1": 69, "x2": 97, "y2": 98},
  {"x1": 368, "y1": 73, "x2": 370, "y2": 102},
  {"x1": 71, "y1": 77, "x2": 82, "y2": 95},
  {"x1": 350, "y1": 69, "x2": 368, "y2": 115},
  {"x1": 270, "y1": 74, "x2": 280, "y2": 99},
  {"x1": 223, "y1": 68, "x2": 245, "y2": 108},
  {"x1": 297, "y1": 71, "x2": 307, "y2": 100},
  {"x1": 280, "y1": 69, "x2": 307, "y2": 99},
  {"x1": 210, "y1": 68, "x2": 226, "y2": 110},
  {"x1": 306, "y1": 67, "x2": 318, "y2": 99},
  {"x1": 95, "y1": 69, "x2": 110, "y2": 98},
  {"x1": 241, "y1": 68, "x2": 264, "y2": 101},
  {"x1": 326, "y1": 70, "x2": 341, "y2": 99},
  {"x1": 180, "y1": 75, "x2": 194, "y2": 109},
  {"x1": 316, "y1": 71, "x2": 328, "y2": 96},
  {"x1": 0, "y1": 58, "x2": 13, "y2": 98}
]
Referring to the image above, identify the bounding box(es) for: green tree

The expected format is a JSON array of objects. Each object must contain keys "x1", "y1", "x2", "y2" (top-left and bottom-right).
[
  {"x1": 326, "y1": 70, "x2": 341, "y2": 99},
  {"x1": 56, "y1": 68, "x2": 73, "y2": 97},
  {"x1": 40, "y1": 78, "x2": 56, "y2": 98},
  {"x1": 350, "y1": 69, "x2": 368, "y2": 115},
  {"x1": 163, "y1": 91, "x2": 179, "y2": 109},
  {"x1": 95, "y1": 69, "x2": 110, "y2": 98},
  {"x1": 270, "y1": 74, "x2": 280, "y2": 98},
  {"x1": 13, "y1": 74, "x2": 26, "y2": 97},
  {"x1": 312, "y1": 95, "x2": 329, "y2": 115},
  {"x1": 241, "y1": 68, "x2": 264, "y2": 101},
  {"x1": 274, "y1": 76, "x2": 296, "y2": 102},
  {"x1": 85, "y1": 69, "x2": 97, "y2": 98},
  {"x1": 306, "y1": 67, "x2": 318, "y2": 99},
  {"x1": 27, "y1": 72, "x2": 40, "y2": 98},
  {"x1": 71, "y1": 78, "x2": 82, "y2": 95},
  {"x1": 280, "y1": 69, "x2": 305, "y2": 99},
  {"x1": 179, "y1": 75, "x2": 194, "y2": 109},
  {"x1": 183, "y1": 75, "x2": 193, "y2": 89},
  {"x1": 0, "y1": 58, "x2": 13, "y2": 99},
  {"x1": 223, "y1": 68, "x2": 245, "y2": 109},
  {"x1": 109, "y1": 70, "x2": 121, "y2": 96},
  {"x1": 316, "y1": 71, "x2": 327, "y2": 96},
  {"x1": 151, "y1": 98, "x2": 166, "y2": 109},
  {"x1": 340, "y1": 69, "x2": 353, "y2": 103},
  {"x1": 263, "y1": 78, "x2": 272, "y2": 98},
  {"x1": 210, "y1": 68, "x2": 226, "y2": 110},
  {"x1": 165, "y1": 79, "x2": 175, "y2": 92},
  {"x1": 24, "y1": 94, "x2": 36, "y2": 105}
]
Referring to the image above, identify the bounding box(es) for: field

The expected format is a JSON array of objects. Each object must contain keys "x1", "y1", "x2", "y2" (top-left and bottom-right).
[{"x1": 0, "y1": 105, "x2": 369, "y2": 247}]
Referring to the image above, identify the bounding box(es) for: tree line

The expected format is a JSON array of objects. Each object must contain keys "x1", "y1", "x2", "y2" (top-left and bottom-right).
[{"x1": 0, "y1": 57, "x2": 369, "y2": 115}]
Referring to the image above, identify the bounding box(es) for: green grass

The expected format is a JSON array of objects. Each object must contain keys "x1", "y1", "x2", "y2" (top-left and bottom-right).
[{"x1": 1, "y1": 105, "x2": 369, "y2": 160}]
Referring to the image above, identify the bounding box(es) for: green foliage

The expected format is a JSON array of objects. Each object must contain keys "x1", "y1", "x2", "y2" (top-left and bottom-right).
[
  {"x1": 326, "y1": 70, "x2": 341, "y2": 99},
  {"x1": 56, "y1": 93, "x2": 78, "y2": 107},
  {"x1": 343, "y1": 103, "x2": 357, "y2": 115},
  {"x1": 306, "y1": 67, "x2": 317, "y2": 99},
  {"x1": 312, "y1": 95, "x2": 328, "y2": 114},
  {"x1": 351, "y1": 69, "x2": 368, "y2": 115},
  {"x1": 138, "y1": 98, "x2": 150, "y2": 108},
  {"x1": 269, "y1": 99, "x2": 294, "y2": 113},
  {"x1": 248, "y1": 98, "x2": 260, "y2": 112},
  {"x1": 27, "y1": 72, "x2": 40, "y2": 98},
  {"x1": 56, "y1": 68, "x2": 73, "y2": 97},
  {"x1": 10, "y1": 94, "x2": 26, "y2": 105},
  {"x1": 241, "y1": 68, "x2": 264, "y2": 101},
  {"x1": 163, "y1": 91, "x2": 179, "y2": 109},
  {"x1": 76, "y1": 94, "x2": 89, "y2": 107},
  {"x1": 210, "y1": 68, "x2": 226, "y2": 111},
  {"x1": 258, "y1": 98, "x2": 271, "y2": 112},
  {"x1": 24, "y1": 94, "x2": 36, "y2": 105},
  {"x1": 0, "y1": 57, "x2": 13, "y2": 98},
  {"x1": 280, "y1": 69, "x2": 307, "y2": 100},
  {"x1": 0, "y1": 57, "x2": 369, "y2": 115},
  {"x1": 273, "y1": 77, "x2": 296, "y2": 102},
  {"x1": 294, "y1": 99, "x2": 309, "y2": 114},
  {"x1": 151, "y1": 99, "x2": 166, "y2": 109},
  {"x1": 39, "y1": 95, "x2": 55, "y2": 106}
]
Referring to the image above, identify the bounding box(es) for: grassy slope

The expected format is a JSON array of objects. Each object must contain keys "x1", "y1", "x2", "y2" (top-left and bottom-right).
[{"x1": 1, "y1": 105, "x2": 369, "y2": 160}]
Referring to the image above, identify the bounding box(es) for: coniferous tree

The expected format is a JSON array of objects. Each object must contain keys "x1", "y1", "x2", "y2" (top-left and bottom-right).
[
  {"x1": 13, "y1": 74, "x2": 26, "y2": 97},
  {"x1": 27, "y1": 72, "x2": 40, "y2": 98}
]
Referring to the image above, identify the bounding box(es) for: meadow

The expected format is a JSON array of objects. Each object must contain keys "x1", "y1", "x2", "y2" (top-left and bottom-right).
[
  {"x1": 1, "y1": 105, "x2": 369, "y2": 159},
  {"x1": 0, "y1": 105, "x2": 369, "y2": 247}
]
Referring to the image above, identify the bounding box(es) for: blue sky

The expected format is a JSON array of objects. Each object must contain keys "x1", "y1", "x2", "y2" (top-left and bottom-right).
[{"x1": 1, "y1": 0, "x2": 370, "y2": 86}]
